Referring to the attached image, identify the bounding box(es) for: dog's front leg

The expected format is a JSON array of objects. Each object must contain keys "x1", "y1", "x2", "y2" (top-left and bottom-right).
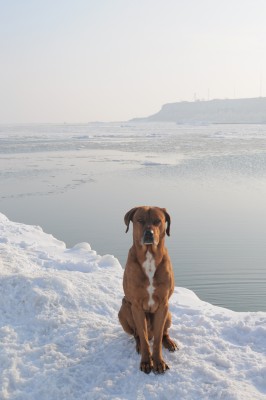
[
  {"x1": 131, "y1": 305, "x2": 153, "y2": 374},
  {"x1": 152, "y1": 303, "x2": 169, "y2": 374}
]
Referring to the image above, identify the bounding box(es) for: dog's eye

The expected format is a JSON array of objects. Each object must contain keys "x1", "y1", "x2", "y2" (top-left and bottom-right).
[
  {"x1": 137, "y1": 219, "x2": 145, "y2": 225},
  {"x1": 153, "y1": 219, "x2": 161, "y2": 226}
]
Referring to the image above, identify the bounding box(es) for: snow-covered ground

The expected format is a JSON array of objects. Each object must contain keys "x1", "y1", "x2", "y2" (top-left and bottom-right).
[{"x1": 0, "y1": 213, "x2": 265, "y2": 399}]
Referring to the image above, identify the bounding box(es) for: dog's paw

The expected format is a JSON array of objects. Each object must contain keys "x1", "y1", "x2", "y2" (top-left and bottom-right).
[
  {"x1": 162, "y1": 335, "x2": 179, "y2": 352},
  {"x1": 152, "y1": 358, "x2": 169, "y2": 374},
  {"x1": 140, "y1": 358, "x2": 153, "y2": 374}
]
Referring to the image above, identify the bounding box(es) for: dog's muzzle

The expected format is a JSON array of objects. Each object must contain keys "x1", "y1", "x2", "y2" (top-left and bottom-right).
[{"x1": 143, "y1": 229, "x2": 154, "y2": 245}]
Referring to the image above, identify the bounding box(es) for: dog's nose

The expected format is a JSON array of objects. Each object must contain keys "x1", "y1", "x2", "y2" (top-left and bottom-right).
[{"x1": 143, "y1": 229, "x2": 154, "y2": 245}]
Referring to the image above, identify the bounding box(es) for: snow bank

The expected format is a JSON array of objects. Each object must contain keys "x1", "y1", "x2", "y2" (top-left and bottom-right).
[{"x1": 0, "y1": 213, "x2": 265, "y2": 400}]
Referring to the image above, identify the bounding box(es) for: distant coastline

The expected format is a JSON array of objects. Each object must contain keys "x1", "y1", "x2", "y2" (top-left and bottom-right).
[{"x1": 131, "y1": 97, "x2": 266, "y2": 124}]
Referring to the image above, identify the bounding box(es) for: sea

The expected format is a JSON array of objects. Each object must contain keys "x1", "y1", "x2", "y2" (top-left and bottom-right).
[{"x1": 1, "y1": 122, "x2": 266, "y2": 312}]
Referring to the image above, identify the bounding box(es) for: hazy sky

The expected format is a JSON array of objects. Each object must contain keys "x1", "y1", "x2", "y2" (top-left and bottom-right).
[{"x1": 1, "y1": 0, "x2": 266, "y2": 123}]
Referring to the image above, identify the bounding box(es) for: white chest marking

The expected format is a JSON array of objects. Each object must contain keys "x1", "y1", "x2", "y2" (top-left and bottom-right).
[{"x1": 142, "y1": 251, "x2": 156, "y2": 307}]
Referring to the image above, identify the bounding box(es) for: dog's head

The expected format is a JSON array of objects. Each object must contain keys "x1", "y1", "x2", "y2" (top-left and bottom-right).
[{"x1": 124, "y1": 206, "x2": 171, "y2": 246}]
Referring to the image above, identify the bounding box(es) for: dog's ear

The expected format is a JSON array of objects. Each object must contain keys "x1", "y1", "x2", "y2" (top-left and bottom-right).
[
  {"x1": 162, "y1": 208, "x2": 171, "y2": 236},
  {"x1": 124, "y1": 207, "x2": 138, "y2": 233}
]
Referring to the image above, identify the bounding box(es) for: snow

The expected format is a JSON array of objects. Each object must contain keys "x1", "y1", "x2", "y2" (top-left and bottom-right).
[{"x1": 0, "y1": 212, "x2": 265, "y2": 400}]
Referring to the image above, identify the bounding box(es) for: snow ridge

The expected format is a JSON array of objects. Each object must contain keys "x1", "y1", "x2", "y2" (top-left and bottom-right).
[{"x1": 0, "y1": 212, "x2": 265, "y2": 400}]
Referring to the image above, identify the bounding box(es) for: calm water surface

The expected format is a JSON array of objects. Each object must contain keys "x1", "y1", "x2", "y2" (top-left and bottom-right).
[{"x1": 1, "y1": 123, "x2": 266, "y2": 312}]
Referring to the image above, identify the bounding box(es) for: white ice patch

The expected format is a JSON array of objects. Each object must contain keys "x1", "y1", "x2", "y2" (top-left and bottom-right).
[{"x1": 142, "y1": 251, "x2": 156, "y2": 307}]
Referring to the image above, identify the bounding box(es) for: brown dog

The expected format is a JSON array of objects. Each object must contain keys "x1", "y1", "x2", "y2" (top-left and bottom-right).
[{"x1": 118, "y1": 206, "x2": 178, "y2": 374}]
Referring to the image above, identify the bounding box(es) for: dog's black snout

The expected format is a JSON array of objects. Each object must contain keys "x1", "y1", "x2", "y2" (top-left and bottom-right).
[{"x1": 143, "y1": 229, "x2": 154, "y2": 244}]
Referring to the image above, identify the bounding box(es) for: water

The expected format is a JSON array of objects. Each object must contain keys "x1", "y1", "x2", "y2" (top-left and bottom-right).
[{"x1": 1, "y1": 122, "x2": 266, "y2": 312}]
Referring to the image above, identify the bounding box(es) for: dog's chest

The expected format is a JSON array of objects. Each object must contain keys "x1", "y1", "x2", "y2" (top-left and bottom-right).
[{"x1": 142, "y1": 251, "x2": 156, "y2": 307}]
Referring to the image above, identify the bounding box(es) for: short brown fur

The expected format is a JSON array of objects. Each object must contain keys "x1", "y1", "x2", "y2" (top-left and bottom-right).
[{"x1": 118, "y1": 206, "x2": 178, "y2": 374}]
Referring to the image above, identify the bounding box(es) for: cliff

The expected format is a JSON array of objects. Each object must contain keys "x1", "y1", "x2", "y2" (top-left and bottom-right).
[{"x1": 132, "y1": 97, "x2": 266, "y2": 124}]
